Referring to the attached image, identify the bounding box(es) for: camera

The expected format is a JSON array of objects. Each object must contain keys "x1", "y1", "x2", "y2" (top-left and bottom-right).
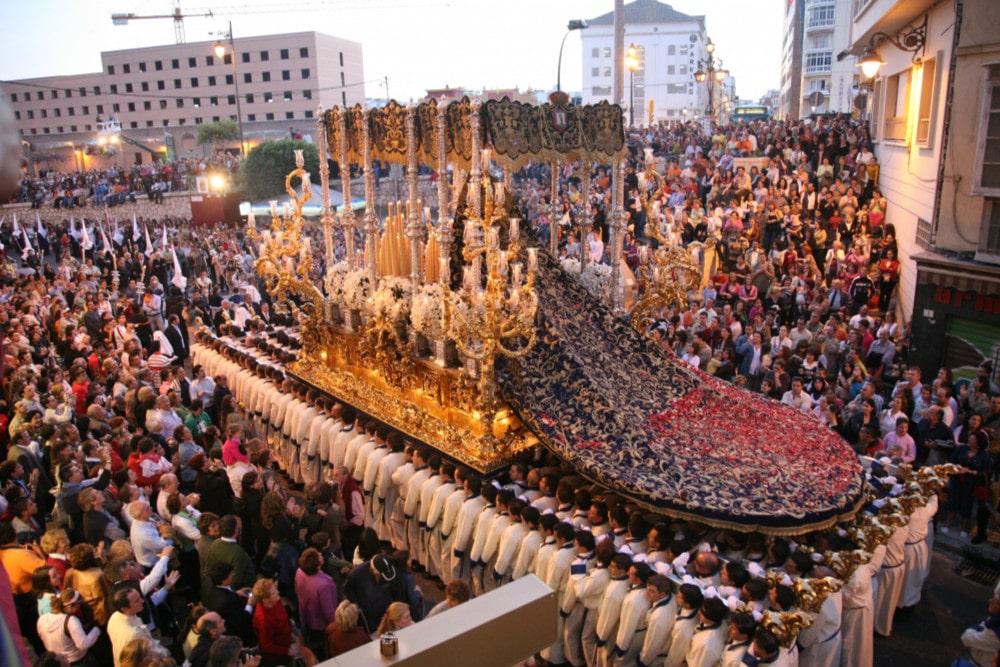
[{"x1": 239, "y1": 647, "x2": 260, "y2": 662}]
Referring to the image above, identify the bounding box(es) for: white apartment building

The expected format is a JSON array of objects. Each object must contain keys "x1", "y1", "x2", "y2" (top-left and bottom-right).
[{"x1": 580, "y1": 0, "x2": 715, "y2": 124}]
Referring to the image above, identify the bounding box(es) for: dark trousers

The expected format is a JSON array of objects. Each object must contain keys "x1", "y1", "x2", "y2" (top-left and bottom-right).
[{"x1": 342, "y1": 524, "x2": 363, "y2": 561}]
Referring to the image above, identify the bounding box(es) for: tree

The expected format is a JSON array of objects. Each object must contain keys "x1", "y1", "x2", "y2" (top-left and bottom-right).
[
  {"x1": 196, "y1": 119, "x2": 240, "y2": 150},
  {"x1": 237, "y1": 139, "x2": 319, "y2": 202}
]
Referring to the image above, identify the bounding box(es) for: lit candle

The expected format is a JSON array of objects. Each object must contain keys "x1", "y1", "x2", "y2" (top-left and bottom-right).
[
  {"x1": 270, "y1": 201, "x2": 279, "y2": 217},
  {"x1": 495, "y1": 182, "x2": 504, "y2": 204},
  {"x1": 259, "y1": 243, "x2": 266, "y2": 256},
  {"x1": 488, "y1": 227, "x2": 499, "y2": 248},
  {"x1": 528, "y1": 248, "x2": 538, "y2": 272},
  {"x1": 481, "y1": 148, "x2": 491, "y2": 166},
  {"x1": 512, "y1": 263, "x2": 522, "y2": 287},
  {"x1": 510, "y1": 288, "x2": 519, "y2": 309},
  {"x1": 247, "y1": 210, "x2": 256, "y2": 231},
  {"x1": 464, "y1": 220, "x2": 474, "y2": 244},
  {"x1": 439, "y1": 257, "x2": 448, "y2": 283},
  {"x1": 463, "y1": 266, "x2": 472, "y2": 290},
  {"x1": 284, "y1": 202, "x2": 292, "y2": 218},
  {"x1": 509, "y1": 217, "x2": 519, "y2": 240},
  {"x1": 424, "y1": 207, "x2": 431, "y2": 224},
  {"x1": 498, "y1": 250, "x2": 508, "y2": 276}
]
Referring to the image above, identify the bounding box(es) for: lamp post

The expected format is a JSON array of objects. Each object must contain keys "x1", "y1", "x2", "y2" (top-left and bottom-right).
[
  {"x1": 625, "y1": 43, "x2": 638, "y2": 126},
  {"x1": 214, "y1": 21, "x2": 246, "y2": 156},
  {"x1": 556, "y1": 19, "x2": 588, "y2": 93},
  {"x1": 694, "y1": 37, "x2": 728, "y2": 119}
]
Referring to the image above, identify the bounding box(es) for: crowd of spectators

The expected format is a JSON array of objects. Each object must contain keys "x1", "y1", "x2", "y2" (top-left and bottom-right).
[{"x1": 0, "y1": 113, "x2": 998, "y2": 667}]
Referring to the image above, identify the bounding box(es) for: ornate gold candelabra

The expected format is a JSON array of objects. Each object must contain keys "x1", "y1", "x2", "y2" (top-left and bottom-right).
[
  {"x1": 246, "y1": 150, "x2": 324, "y2": 333},
  {"x1": 628, "y1": 217, "x2": 699, "y2": 335},
  {"x1": 443, "y1": 168, "x2": 539, "y2": 430}
]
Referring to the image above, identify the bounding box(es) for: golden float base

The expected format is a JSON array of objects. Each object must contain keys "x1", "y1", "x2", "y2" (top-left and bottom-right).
[{"x1": 290, "y1": 325, "x2": 538, "y2": 474}]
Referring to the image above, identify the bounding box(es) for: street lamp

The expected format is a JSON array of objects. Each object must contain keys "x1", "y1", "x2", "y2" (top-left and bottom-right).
[
  {"x1": 214, "y1": 20, "x2": 247, "y2": 156},
  {"x1": 556, "y1": 19, "x2": 588, "y2": 93},
  {"x1": 693, "y1": 37, "x2": 728, "y2": 118},
  {"x1": 625, "y1": 43, "x2": 638, "y2": 126}
]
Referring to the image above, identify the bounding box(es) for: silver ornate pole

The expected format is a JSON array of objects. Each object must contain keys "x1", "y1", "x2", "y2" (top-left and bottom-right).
[
  {"x1": 579, "y1": 163, "x2": 592, "y2": 272},
  {"x1": 337, "y1": 108, "x2": 356, "y2": 268},
  {"x1": 436, "y1": 103, "x2": 452, "y2": 285},
  {"x1": 362, "y1": 107, "x2": 378, "y2": 275},
  {"x1": 548, "y1": 163, "x2": 559, "y2": 257},
  {"x1": 405, "y1": 104, "x2": 422, "y2": 286},
  {"x1": 316, "y1": 106, "x2": 335, "y2": 271},
  {"x1": 609, "y1": 159, "x2": 626, "y2": 313},
  {"x1": 468, "y1": 102, "x2": 484, "y2": 287}
]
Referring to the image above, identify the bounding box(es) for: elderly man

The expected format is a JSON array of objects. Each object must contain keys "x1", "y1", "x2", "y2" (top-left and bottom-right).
[
  {"x1": 129, "y1": 501, "x2": 171, "y2": 569},
  {"x1": 189, "y1": 611, "x2": 227, "y2": 667}
]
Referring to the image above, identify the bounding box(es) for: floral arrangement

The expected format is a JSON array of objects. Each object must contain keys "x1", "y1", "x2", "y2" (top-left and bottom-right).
[
  {"x1": 559, "y1": 257, "x2": 612, "y2": 301},
  {"x1": 370, "y1": 275, "x2": 413, "y2": 322},
  {"x1": 341, "y1": 268, "x2": 374, "y2": 313},
  {"x1": 411, "y1": 283, "x2": 446, "y2": 337},
  {"x1": 324, "y1": 261, "x2": 350, "y2": 302}
]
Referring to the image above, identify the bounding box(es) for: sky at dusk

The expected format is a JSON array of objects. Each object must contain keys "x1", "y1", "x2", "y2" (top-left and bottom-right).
[{"x1": 0, "y1": 0, "x2": 784, "y2": 103}]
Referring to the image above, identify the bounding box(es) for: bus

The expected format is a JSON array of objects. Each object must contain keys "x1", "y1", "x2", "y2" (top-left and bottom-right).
[{"x1": 732, "y1": 105, "x2": 773, "y2": 122}]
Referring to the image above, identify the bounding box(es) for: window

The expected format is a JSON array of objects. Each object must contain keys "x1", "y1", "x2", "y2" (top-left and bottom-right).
[
  {"x1": 194, "y1": 117, "x2": 203, "y2": 124},
  {"x1": 206, "y1": 56, "x2": 214, "y2": 67},
  {"x1": 883, "y1": 69, "x2": 910, "y2": 141},
  {"x1": 679, "y1": 46, "x2": 689, "y2": 55},
  {"x1": 592, "y1": 86, "x2": 612, "y2": 96},
  {"x1": 139, "y1": 62, "x2": 146, "y2": 72},
  {"x1": 125, "y1": 83, "x2": 133, "y2": 93},
  {"x1": 808, "y1": 4, "x2": 836, "y2": 29},
  {"x1": 107, "y1": 65, "x2": 115, "y2": 75},
  {"x1": 280, "y1": 48, "x2": 289, "y2": 59},
  {"x1": 300, "y1": 47, "x2": 309, "y2": 57},
  {"x1": 123, "y1": 64, "x2": 130, "y2": 74},
  {"x1": 262, "y1": 72, "x2": 271, "y2": 82},
  {"x1": 70, "y1": 125, "x2": 77, "y2": 131},
  {"x1": 51, "y1": 90, "x2": 58, "y2": 99},
  {"x1": 266, "y1": 112, "x2": 274, "y2": 120},
  {"x1": 667, "y1": 83, "x2": 687, "y2": 94},
  {"x1": 804, "y1": 51, "x2": 832, "y2": 74},
  {"x1": 210, "y1": 97, "x2": 218, "y2": 106},
  {"x1": 668, "y1": 45, "x2": 676, "y2": 56},
  {"x1": 224, "y1": 54, "x2": 232, "y2": 65},
  {"x1": 174, "y1": 79, "x2": 182, "y2": 89},
  {"x1": 303, "y1": 89, "x2": 312, "y2": 100},
  {"x1": 93, "y1": 86, "x2": 101, "y2": 95},
  {"x1": 53, "y1": 108, "x2": 60, "y2": 117},
  {"x1": 227, "y1": 94, "x2": 236, "y2": 105},
  {"x1": 284, "y1": 91, "x2": 293, "y2": 101},
  {"x1": 208, "y1": 76, "x2": 216, "y2": 86},
  {"x1": 84, "y1": 124, "x2": 91, "y2": 131},
  {"x1": 112, "y1": 103, "x2": 120, "y2": 113},
  {"x1": 176, "y1": 99, "x2": 184, "y2": 108},
  {"x1": 592, "y1": 67, "x2": 600, "y2": 77},
  {"x1": 244, "y1": 73, "x2": 253, "y2": 84},
  {"x1": 260, "y1": 50, "x2": 270, "y2": 61},
  {"x1": 916, "y1": 57, "x2": 939, "y2": 147},
  {"x1": 679, "y1": 65, "x2": 687, "y2": 75},
  {"x1": 143, "y1": 101, "x2": 151, "y2": 110},
  {"x1": 179, "y1": 118, "x2": 186, "y2": 125},
  {"x1": 304, "y1": 110, "x2": 313, "y2": 119},
  {"x1": 158, "y1": 80, "x2": 165, "y2": 90},
  {"x1": 226, "y1": 74, "x2": 233, "y2": 85},
  {"x1": 26, "y1": 110, "x2": 33, "y2": 119},
  {"x1": 65, "y1": 89, "x2": 72, "y2": 98},
  {"x1": 188, "y1": 57, "x2": 196, "y2": 68},
  {"x1": 668, "y1": 65, "x2": 675, "y2": 75},
  {"x1": 339, "y1": 52, "x2": 344, "y2": 66},
  {"x1": 14, "y1": 111, "x2": 20, "y2": 120},
  {"x1": 191, "y1": 77, "x2": 199, "y2": 87},
  {"x1": 603, "y1": 47, "x2": 611, "y2": 58},
  {"x1": 80, "y1": 87, "x2": 87, "y2": 96},
  {"x1": 172, "y1": 58, "x2": 180, "y2": 69},
  {"x1": 96, "y1": 104, "x2": 104, "y2": 114},
  {"x1": 264, "y1": 92, "x2": 273, "y2": 103},
  {"x1": 141, "y1": 82, "x2": 149, "y2": 91},
  {"x1": 973, "y1": 65, "x2": 1000, "y2": 196},
  {"x1": 81, "y1": 105, "x2": 89, "y2": 115},
  {"x1": 160, "y1": 100, "x2": 168, "y2": 110},
  {"x1": 38, "y1": 91, "x2": 44, "y2": 100},
  {"x1": 301, "y1": 68, "x2": 310, "y2": 79},
  {"x1": 282, "y1": 70, "x2": 291, "y2": 80},
  {"x1": 22, "y1": 92, "x2": 29, "y2": 101},
  {"x1": 56, "y1": 126, "x2": 63, "y2": 133},
  {"x1": 242, "y1": 52, "x2": 250, "y2": 63},
  {"x1": 248, "y1": 113, "x2": 256, "y2": 121},
  {"x1": 127, "y1": 102, "x2": 136, "y2": 112},
  {"x1": 211, "y1": 116, "x2": 219, "y2": 122},
  {"x1": 246, "y1": 93, "x2": 254, "y2": 103},
  {"x1": 809, "y1": 34, "x2": 831, "y2": 50},
  {"x1": 286, "y1": 111, "x2": 294, "y2": 119},
  {"x1": 591, "y1": 47, "x2": 599, "y2": 58},
  {"x1": 978, "y1": 199, "x2": 1000, "y2": 261},
  {"x1": 162, "y1": 119, "x2": 169, "y2": 127},
  {"x1": 109, "y1": 85, "x2": 117, "y2": 94},
  {"x1": 193, "y1": 97, "x2": 201, "y2": 107},
  {"x1": 155, "y1": 60, "x2": 163, "y2": 71},
  {"x1": 67, "y1": 107, "x2": 74, "y2": 116},
  {"x1": 147, "y1": 120, "x2": 154, "y2": 127}
]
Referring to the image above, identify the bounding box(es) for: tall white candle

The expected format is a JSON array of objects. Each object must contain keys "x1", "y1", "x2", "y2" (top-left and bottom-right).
[{"x1": 528, "y1": 248, "x2": 538, "y2": 272}]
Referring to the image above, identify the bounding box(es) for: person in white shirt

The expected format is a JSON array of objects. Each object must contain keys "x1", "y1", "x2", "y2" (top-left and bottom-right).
[
  {"x1": 663, "y1": 584, "x2": 704, "y2": 667},
  {"x1": 781, "y1": 377, "x2": 815, "y2": 412},
  {"x1": 36, "y1": 588, "x2": 101, "y2": 664},
  {"x1": 685, "y1": 597, "x2": 730, "y2": 667},
  {"x1": 594, "y1": 554, "x2": 633, "y2": 667},
  {"x1": 128, "y1": 501, "x2": 170, "y2": 569},
  {"x1": 107, "y1": 587, "x2": 171, "y2": 667},
  {"x1": 613, "y1": 562, "x2": 653, "y2": 666}
]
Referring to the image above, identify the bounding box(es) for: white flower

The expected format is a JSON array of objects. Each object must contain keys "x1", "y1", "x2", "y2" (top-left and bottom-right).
[
  {"x1": 324, "y1": 261, "x2": 350, "y2": 302},
  {"x1": 341, "y1": 268, "x2": 374, "y2": 313},
  {"x1": 370, "y1": 276, "x2": 413, "y2": 322},
  {"x1": 411, "y1": 283, "x2": 446, "y2": 337},
  {"x1": 559, "y1": 257, "x2": 612, "y2": 300}
]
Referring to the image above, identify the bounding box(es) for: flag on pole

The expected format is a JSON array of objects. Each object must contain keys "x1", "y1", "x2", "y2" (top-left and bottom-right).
[
  {"x1": 35, "y1": 213, "x2": 47, "y2": 239},
  {"x1": 161, "y1": 223, "x2": 168, "y2": 251},
  {"x1": 99, "y1": 222, "x2": 112, "y2": 253},
  {"x1": 81, "y1": 222, "x2": 94, "y2": 251},
  {"x1": 12, "y1": 213, "x2": 19, "y2": 235},
  {"x1": 171, "y1": 245, "x2": 187, "y2": 291},
  {"x1": 112, "y1": 219, "x2": 123, "y2": 246},
  {"x1": 132, "y1": 214, "x2": 141, "y2": 241},
  {"x1": 69, "y1": 216, "x2": 79, "y2": 240},
  {"x1": 143, "y1": 224, "x2": 153, "y2": 256},
  {"x1": 21, "y1": 225, "x2": 33, "y2": 260}
]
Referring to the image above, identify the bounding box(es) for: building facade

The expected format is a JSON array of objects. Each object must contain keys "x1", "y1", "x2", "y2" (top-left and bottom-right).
[
  {"x1": 580, "y1": 0, "x2": 715, "y2": 124},
  {"x1": 1, "y1": 31, "x2": 364, "y2": 167},
  {"x1": 780, "y1": 0, "x2": 804, "y2": 120},
  {"x1": 849, "y1": 0, "x2": 1000, "y2": 381}
]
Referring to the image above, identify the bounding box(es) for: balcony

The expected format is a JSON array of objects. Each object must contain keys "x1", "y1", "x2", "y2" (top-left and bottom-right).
[{"x1": 851, "y1": 0, "x2": 938, "y2": 50}]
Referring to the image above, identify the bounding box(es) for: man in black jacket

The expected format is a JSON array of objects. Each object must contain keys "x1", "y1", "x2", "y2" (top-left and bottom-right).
[{"x1": 202, "y1": 561, "x2": 257, "y2": 646}]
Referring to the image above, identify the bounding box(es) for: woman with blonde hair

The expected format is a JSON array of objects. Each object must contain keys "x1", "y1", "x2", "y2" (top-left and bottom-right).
[
  {"x1": 251, "y1": 577, "x2": 301, "y2": 666},
  {"x1": 326, "y1": 600, "x2": 371, "y2": 657},
  {"x1": 117, "y1": 637, "x2": 149, "y2": 667},
  {"x1": 374, "y1": 601, "x2": 414, "y2": 637},
  {"x1": 36, "y1": 588, "x2": 102, "y2": 666}
]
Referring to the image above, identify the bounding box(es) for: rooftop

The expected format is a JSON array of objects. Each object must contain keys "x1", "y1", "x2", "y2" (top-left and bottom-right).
[{"x1": 586, "y1": 0, "x2": 704, "y2": 26}]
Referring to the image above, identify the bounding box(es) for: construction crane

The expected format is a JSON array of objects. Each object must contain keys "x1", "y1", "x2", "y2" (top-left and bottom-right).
[
  {"x1": 111, "y1": 0, "x2": 212, "y2": 44},
  {"x1": 112, "y1": 1, "x2": 419, "y2": 44}
]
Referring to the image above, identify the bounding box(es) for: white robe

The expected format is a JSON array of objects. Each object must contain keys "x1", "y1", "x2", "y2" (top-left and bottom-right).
[{"x1": 874, "y1": 524, "x2": 908, "y2": 636}]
